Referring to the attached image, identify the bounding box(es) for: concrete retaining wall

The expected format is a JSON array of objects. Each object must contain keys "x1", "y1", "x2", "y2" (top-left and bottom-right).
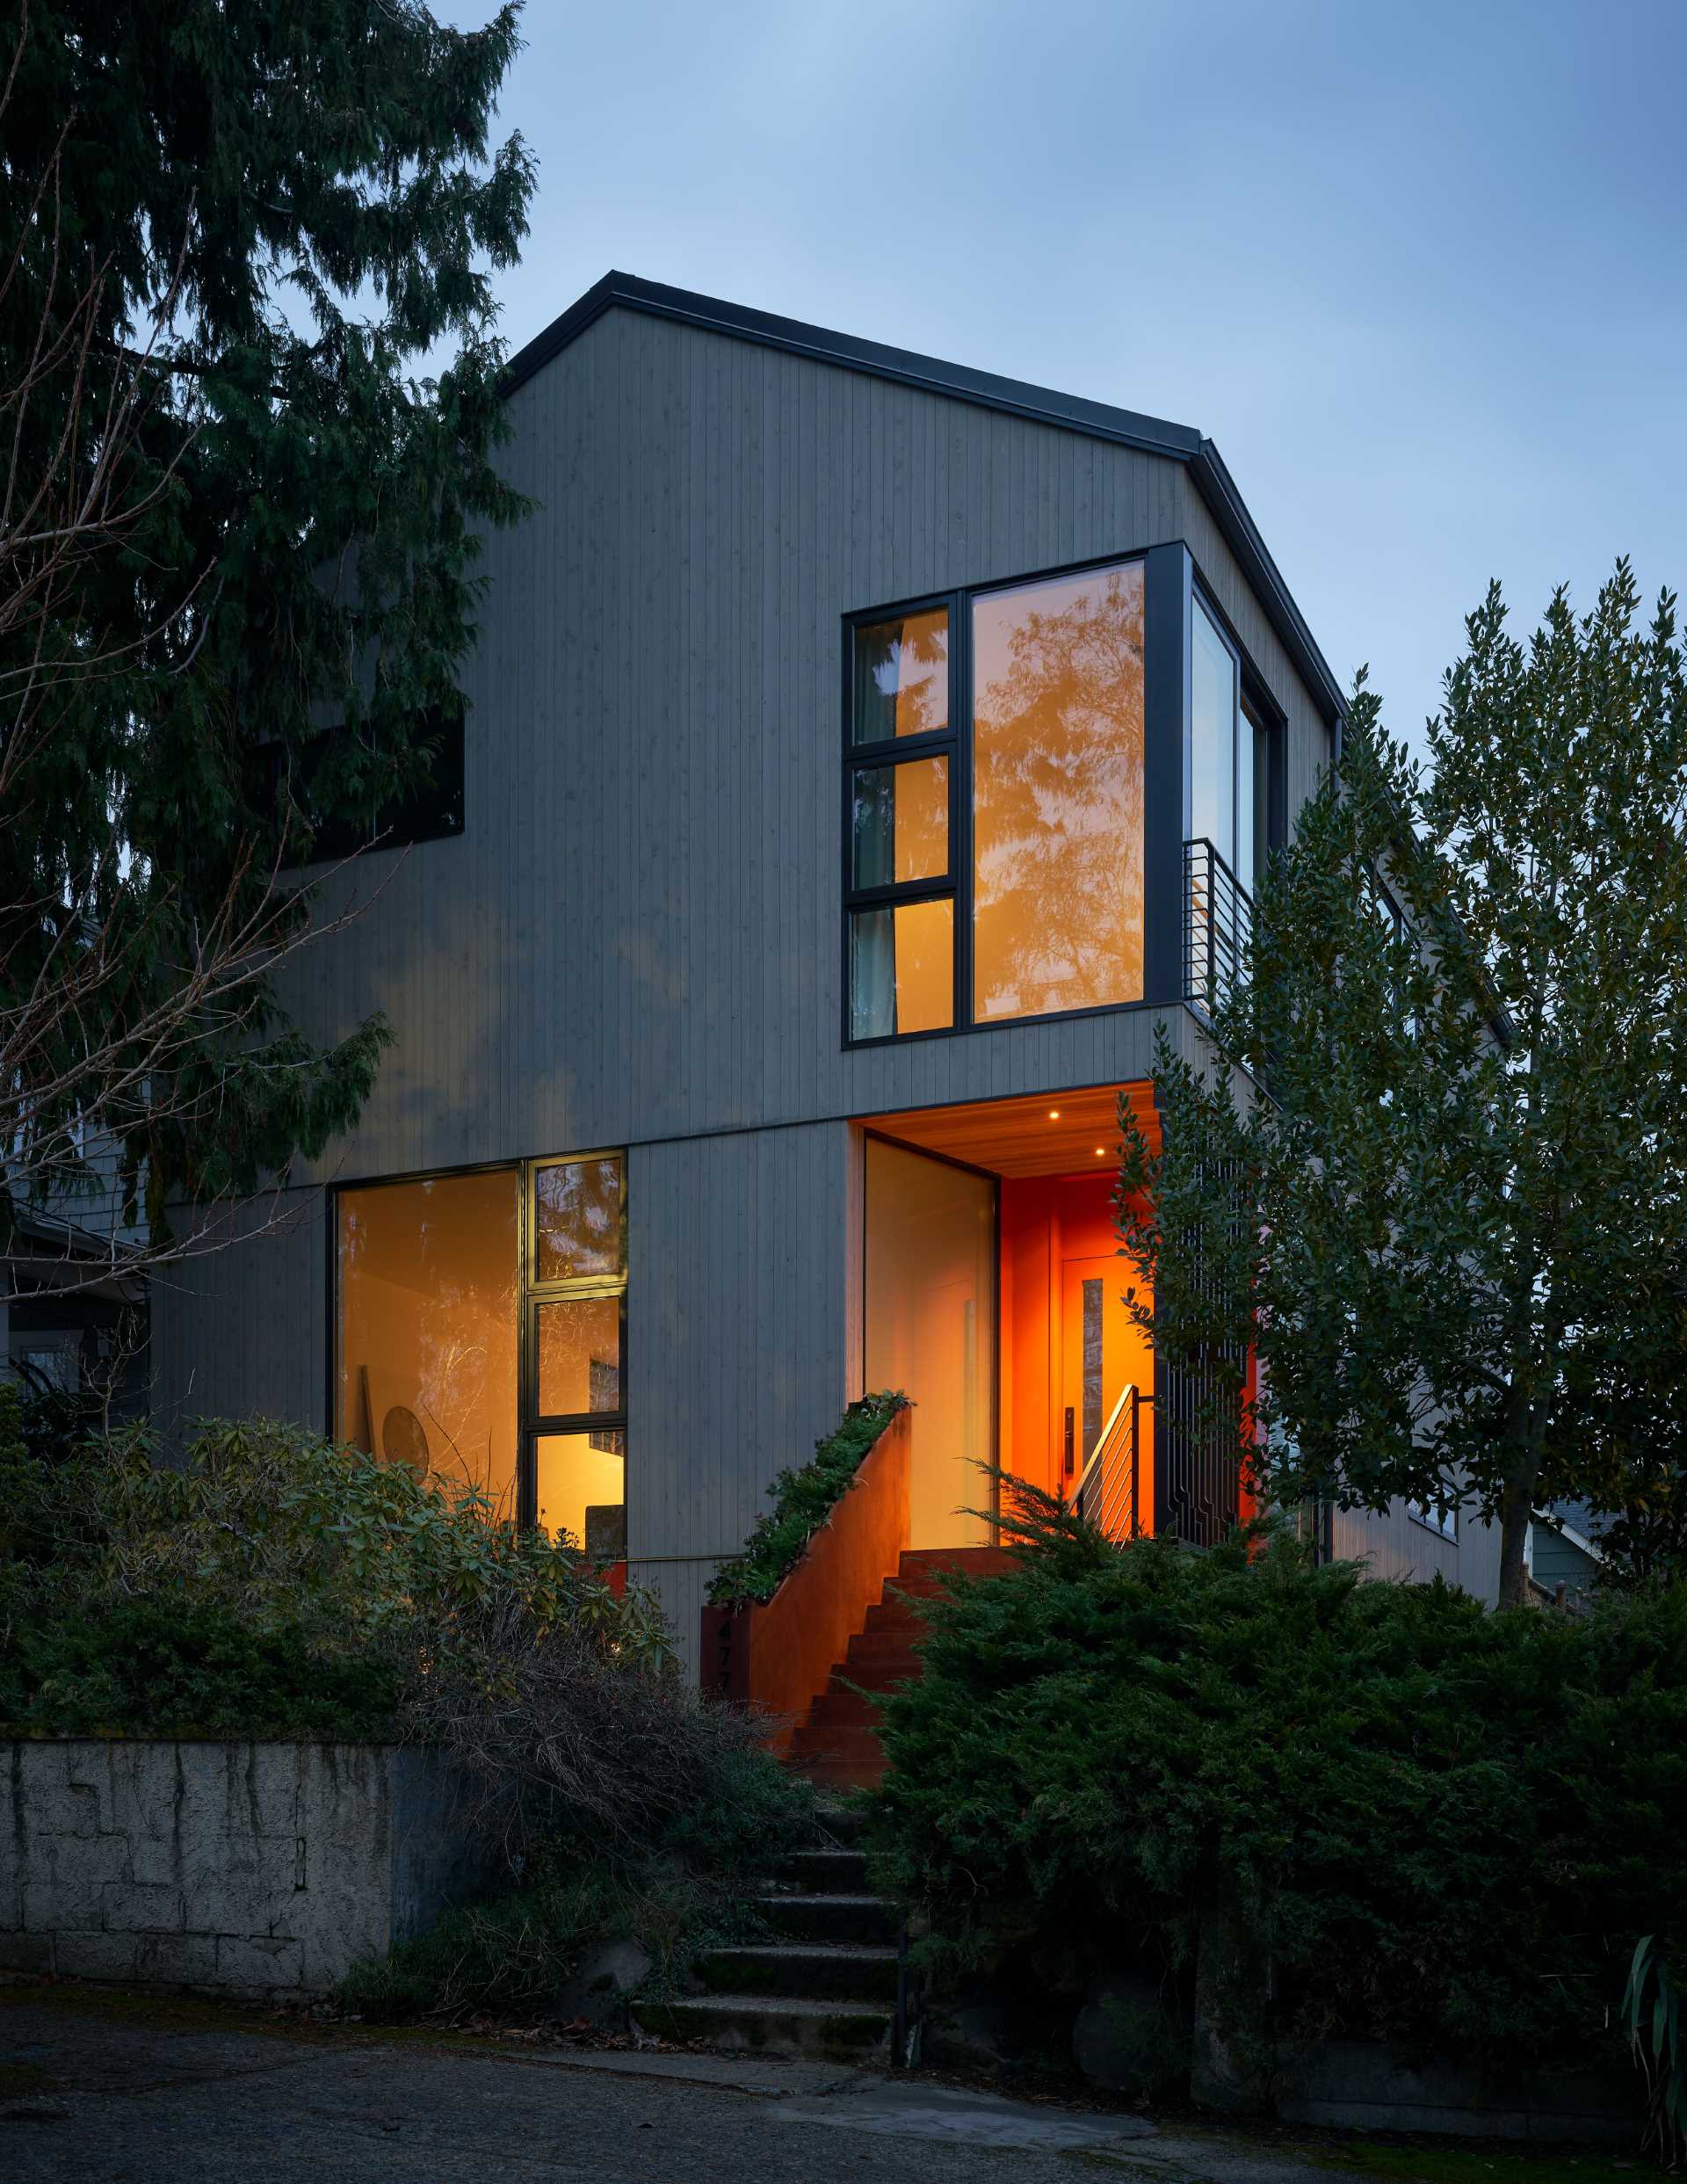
[
  {"x1": 1275, "y1": 2036, "x2": 1640, "y2": 2145},
  {"x1": 1, "y1": 1739, "x2": 489, "y2": 1999}
]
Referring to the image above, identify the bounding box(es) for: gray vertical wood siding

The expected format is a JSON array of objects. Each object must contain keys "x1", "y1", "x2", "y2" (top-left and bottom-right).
[
  {"x1": 150, "y1": 298, "x2": 1397, "y2": 1619},
  {"x1": 150, "y1": 1189, "x2": 325, "y2": 1445},
  {"x1": 628, "y1": 1121, "x2": 856, "y2": 1564},
  {"x1": 249, "y1": 305, "x2": 1332, "y2": 1181}
]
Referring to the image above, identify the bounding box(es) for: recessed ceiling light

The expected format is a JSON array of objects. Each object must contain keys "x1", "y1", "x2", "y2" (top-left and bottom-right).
[
  {"x1": 1047, "y1": 1109, "x2": 1061, "y2": 1120},
  {"x1": 1095, "y1": 1147, "x2": 1105, "y2": 1156}
]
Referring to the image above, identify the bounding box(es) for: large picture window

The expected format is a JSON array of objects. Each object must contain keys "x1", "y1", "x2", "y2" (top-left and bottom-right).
[
  {"x1": 335, "y1": 1169, "x2": 521, "y2": 1514},
  {"x1": 333, "y1": 1150, "x2": 627, "y2": 1562},
  {"x1": 844, "y1": 558, "x2": 1146, "y2": 1041}
]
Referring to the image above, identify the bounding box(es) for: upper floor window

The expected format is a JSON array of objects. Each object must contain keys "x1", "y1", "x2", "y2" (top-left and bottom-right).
[
  {"x1": 845, "y1": 558, "x2": 1146, "y2": 1041},
  {"x1": 1189, "y1": 594, "x2": 1270, "y2": 904},
  {"x1": 262, "y1": 700, "x2": 466, "y2": 867}
]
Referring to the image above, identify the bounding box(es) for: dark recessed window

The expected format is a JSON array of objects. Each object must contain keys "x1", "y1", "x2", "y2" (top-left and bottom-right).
[
  {"x1": 259, "y1": 700, "x2": 466, "y2": 866},
  {"x1": 844, "y1": 559, "x2": 1146, "y2": 1042}
]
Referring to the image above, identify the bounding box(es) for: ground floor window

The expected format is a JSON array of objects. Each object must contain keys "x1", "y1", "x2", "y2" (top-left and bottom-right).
[{"x1": 333, "y1": 1152, "x2": 627, "y2": 1557}]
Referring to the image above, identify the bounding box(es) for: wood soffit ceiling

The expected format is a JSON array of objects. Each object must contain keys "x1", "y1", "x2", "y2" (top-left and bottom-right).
[{"x1": 864, "y1": 1084, "x2": 1158, "y2": 1179}]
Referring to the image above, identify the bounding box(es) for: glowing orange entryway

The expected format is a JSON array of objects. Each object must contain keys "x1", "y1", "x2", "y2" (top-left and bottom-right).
[{"x1": 863, "y1": 1084, "x2": 1157, "y2": 1544}]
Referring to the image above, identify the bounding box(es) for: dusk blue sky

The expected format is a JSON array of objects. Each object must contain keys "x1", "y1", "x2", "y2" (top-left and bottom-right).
[{"x1": 447, "y1": 0, "x2": 1684, "y2": 749}]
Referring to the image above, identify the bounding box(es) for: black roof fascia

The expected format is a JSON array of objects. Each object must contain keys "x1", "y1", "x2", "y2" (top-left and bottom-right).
[
  {"x1": 502, "y1": 271, "x2": 1346, "y2": 726},
  {"x1": 1185, "y1": 441, "x2": 1345, "y2": 724}
]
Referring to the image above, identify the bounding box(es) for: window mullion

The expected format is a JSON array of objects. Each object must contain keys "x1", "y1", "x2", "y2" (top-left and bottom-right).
[{"x1": 953, "y1": 587, "x2": 972, "y2": 1030}]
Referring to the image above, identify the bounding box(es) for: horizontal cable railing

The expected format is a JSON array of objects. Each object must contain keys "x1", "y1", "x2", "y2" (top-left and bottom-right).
[
  {"x1": 1075, "y1": 1383, "x2": 1140, "y2": 1545},
  {"x1": 1184, "y1": 838, "x2": 1252, "y2": 1012}
]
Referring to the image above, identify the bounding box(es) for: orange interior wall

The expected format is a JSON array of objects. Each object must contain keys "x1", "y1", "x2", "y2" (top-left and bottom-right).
[{"x1": 999, "y1": 1173, "x2": 1154, "y2": 1526}]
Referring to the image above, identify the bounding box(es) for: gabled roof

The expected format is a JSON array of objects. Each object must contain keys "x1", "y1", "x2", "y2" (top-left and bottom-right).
[{"x1": 502, "y1": 271, "x2": 1346, "y2": 725}]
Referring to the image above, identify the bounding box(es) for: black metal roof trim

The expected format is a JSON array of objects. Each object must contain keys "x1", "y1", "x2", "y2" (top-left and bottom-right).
[
  {"x1": 1186, "y1": 441, "x2": 1345, "y2": 722},
  {"x1": 501, "y1": 271, "x2": 1345, "y2": 724}
]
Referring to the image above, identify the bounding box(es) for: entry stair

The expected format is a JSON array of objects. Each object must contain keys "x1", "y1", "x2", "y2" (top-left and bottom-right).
[
  {"x1": 632, "y1": 1806, "x2": 900, "y2": 2060},
  {"x1": 633, "y1": 1548, "x2": 1014, "y2": 2061},
  {"x1": 788, "y1": 1545, "x2": 1017, "y2": 1792}
]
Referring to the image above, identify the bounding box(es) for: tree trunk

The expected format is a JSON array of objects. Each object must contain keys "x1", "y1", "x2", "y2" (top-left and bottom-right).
[{"x1": 1496, "y1": 1463, "x2": 1537, "y2": 1608}]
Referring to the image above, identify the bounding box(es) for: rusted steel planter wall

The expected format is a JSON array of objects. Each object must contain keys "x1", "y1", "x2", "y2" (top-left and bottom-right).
[{"x1": 701, "y1": 1405, "x2": 912, "y2": 1752}]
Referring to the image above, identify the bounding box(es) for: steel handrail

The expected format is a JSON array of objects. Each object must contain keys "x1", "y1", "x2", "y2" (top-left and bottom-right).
[
  {"x1": 1184, "y1": 838, "x2": 1252, "y2": 1012},
  {"x1": 1075, "y1": 1382, "x2": 1139, "y2": 1543}
]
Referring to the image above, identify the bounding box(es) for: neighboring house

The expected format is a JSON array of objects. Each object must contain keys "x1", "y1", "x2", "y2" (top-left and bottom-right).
[
  {"x1": 150, "y1": 270, "x2": 1502, "y2": 1671},
  {"x1": 4, "y1": 1203, "x2": 148, "y2": 1424},
  {"x1": 1527, "y1": 1499, "x2": 1606, "y2": 1608}
]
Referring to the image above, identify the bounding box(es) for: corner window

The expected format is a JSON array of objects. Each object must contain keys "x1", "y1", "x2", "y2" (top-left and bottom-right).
[
  {"x1": 844, "y1": 558, "x2": 1146, "y2": 1041},
  {"x1": 332, "y1": 1150, "x2": 628, "y2": 1563},
  {"x1": 1189, "y1": 596, "x2": 1279, "y2": 908},
  {"x1": 1190, "y1": 597, "x2": 1249, "y2": 897}
]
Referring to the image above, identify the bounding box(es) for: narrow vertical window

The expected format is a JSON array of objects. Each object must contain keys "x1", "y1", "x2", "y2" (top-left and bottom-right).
[
  {"x1": 1081, "y1": 1275, "x2": 1104, "y2": 1464},
  {"x1": 528, "y1": 1153, "x2": 627, "y2": 1560},
  {"x1": 845, "y1": 606, "x2": 955, "y2": 1038},
  {"x1": 1190, "y1": 595, "x2": 1240, "y2": 882}
]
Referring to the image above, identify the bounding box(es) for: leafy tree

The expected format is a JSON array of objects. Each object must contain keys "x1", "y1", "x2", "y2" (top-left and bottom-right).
[
  {"x1": 1119, "y1": 564, "x2": 1687, "y2": 1606},
  {"x1": 0, "y1": 0, "x2": 533, "y2": 1267}
]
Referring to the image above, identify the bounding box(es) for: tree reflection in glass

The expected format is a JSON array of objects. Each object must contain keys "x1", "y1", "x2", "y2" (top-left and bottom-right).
[
  {"x1": 852, "y1": 607, "x2": 948, "y2": 744},
  {"x1": 972, "y1": 562, "x2": 1145, "y2": 1021},
  {"x1": 534, "y1": 1157, "x2": 624, "y2": 1282}
]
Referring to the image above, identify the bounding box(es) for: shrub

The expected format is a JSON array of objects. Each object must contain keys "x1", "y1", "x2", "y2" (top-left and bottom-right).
[
  {"x1": 0, "y1": 1415, "x2": 784, "y2": 1850},
  {"x1": 339, "y1": 1832, "x2": 788, "y2": 2025},
  {"x1": 706, "y1": 1391, "x2": 907, "y2": 1607},
  {"x1": 0, "y1": 1597, "x2": 398, "y2": 1741},
  {"x1": 4, "y1": 1413, "x2": 670, "y2": 1667},
  {"x1": 866, "y1": 1478, "x2": 1687, "y2": 2072},
  {"x1": 1, "y1": 1409, "x2": 817, "y2": 2015}
]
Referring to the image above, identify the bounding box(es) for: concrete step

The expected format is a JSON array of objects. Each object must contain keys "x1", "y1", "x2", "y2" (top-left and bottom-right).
[
  {"x1": 812, "y1": 1803, "x2": 866, "y2": 1845},
  {"x1": 768, "y1": 1847, "x2": 871, "y2": 1893},
  {"x1": 755, "y1": 1891, "x2": 899, "y2": 1945},
  {"x1": 695, "y1": 1941, "x2": 897, "y2": 2002},
  {"x1": 633, "y1": 1992, "x2": 891, "y2": 2062},
  {"x1": 801, "y1": 1756, "x2": 886, "y2": 1794}
]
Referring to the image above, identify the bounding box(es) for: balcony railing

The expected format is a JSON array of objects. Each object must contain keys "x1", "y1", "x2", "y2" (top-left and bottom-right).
[
  {"x1": 1075, "y1": 1383, "x2": 1140, "y2": 1545},
  {"x1": 1184, "y1": 838, "x2": 1252, "y2": 1013}
]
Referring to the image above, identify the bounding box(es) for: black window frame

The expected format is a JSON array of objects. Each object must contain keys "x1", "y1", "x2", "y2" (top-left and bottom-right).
[
  {"x1": 522, "y1": 1150, "x2": 629, "y2": 1544},
  {"x1": 325, "y1": 1147, "x2": 629, "y2": 1551},
  {"x1": 1187, "y1": 577, "x2": 1287, "y2": 906},
  {"x1": 843, "y1": 591, "x2": 964, "y2": 1041},
  {"x1": 843, "y1": 550, "x2": 1159, "y2": 1048}
]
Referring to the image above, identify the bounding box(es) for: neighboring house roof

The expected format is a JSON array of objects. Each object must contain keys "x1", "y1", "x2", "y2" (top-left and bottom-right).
[{"x1": 502, "y1": 270, "x2": 1346, "y2": 729}]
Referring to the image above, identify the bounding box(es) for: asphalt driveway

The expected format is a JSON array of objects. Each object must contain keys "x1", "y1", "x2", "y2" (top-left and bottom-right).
[{"x1": 0, "y1": 1984, "x2": 1349, "y2": 2184}]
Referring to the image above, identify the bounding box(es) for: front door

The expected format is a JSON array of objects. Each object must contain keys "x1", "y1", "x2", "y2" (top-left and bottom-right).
[{"x1": 1060, "y1": 1254, "x2": 1152, "y2": 1520}]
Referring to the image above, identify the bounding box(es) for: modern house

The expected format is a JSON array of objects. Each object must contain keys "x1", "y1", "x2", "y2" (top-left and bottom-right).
[{"x1": 151, "y1": 271, "x2": 1502, "y2": 1677}]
